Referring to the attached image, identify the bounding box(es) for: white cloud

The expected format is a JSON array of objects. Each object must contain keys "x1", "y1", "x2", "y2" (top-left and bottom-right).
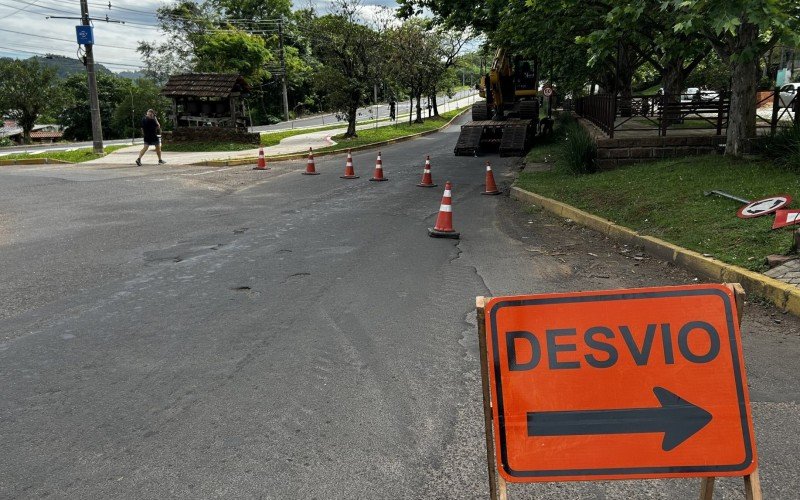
[
  {"x1": 0, "y1": 0, "x2": 167, "y2": 71},
  {"x1": 0, "y1": 1, "x2": 416, "y2": 73}
]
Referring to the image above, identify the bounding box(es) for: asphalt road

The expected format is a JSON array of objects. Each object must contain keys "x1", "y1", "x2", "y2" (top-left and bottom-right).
[
  {"x1": 250, "y1": 89, "x2": 478, "y2": 133},
  {"x1": 1, "y1": 115, "x2": 799, "y2": 498}
]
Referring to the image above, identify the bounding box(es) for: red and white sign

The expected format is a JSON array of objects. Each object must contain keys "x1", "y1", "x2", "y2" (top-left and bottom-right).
[
  {"x1": 772, "y1": 209, "x2": 800, "y2": 229},
  {"x1": 484, "y1": 285, "x2": 757, "y2": 483},
  {"x1": 542, "y1": 86, "x2": 554, "y2": 97},
  {"x1": 737, "y1": 195, "x2": 792, "y2": 219}
]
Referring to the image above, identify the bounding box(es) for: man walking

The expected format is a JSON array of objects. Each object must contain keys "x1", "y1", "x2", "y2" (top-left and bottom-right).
[{"x1": 135, "y1": 109, "x2": 165, "y2": 166}]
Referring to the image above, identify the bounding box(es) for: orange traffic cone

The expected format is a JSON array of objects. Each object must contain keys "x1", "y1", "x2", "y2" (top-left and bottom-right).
[
  {"x1": 482, "y1": 161, "x2": 501, "y2": 195},
  {"x1": 369, "y1": 151, "x2": 388, "y2": 181},
  {"x1": 428, "y1": 181, "x2": 460, "y2": 239},
  {"x1": 303, "y1": 147, "x2": 320, "y2": 175},
  {"x1": 417, "y1": 155, "x2": 437, "y2": 187},
  {"x1": 340, "y1": 149, "x2": 359, "y2": 179},
  {"x1": 253, "y1": 147, "x2": 268, "y2": 170}
]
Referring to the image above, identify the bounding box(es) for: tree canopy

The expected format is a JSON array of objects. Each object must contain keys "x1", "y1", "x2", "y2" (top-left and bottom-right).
[
  {"x1": 399, "y1": 0, "x2": 800, "y2": 155},
  {"x1": 0, "y1": 59, "x2": 63, "y2": 144}
]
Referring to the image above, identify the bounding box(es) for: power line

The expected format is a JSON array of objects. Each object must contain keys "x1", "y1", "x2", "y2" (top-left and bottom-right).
[
  {"x1": 88, "y1": 0, "x2": 157, "y2": 16},
  {"x1": 0, "y1": 0, "x2": 77, "y2": 17},
  {"x1": 0, "y1": 45, "x2": 143, "y2": 69},
  {"x1": 0, "y1": 27, "x2": 141, "y2": 51},
  {"x1": 0, "y1": 0, "x2": 43, "y2": 20}
]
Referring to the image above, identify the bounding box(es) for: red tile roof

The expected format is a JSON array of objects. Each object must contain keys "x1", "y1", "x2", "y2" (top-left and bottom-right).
[{"x1": 29, "y1": 130, "x2": 63, "y2": 139}]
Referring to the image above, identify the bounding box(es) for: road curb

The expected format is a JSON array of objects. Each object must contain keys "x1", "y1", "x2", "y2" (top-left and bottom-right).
[
  {"x1": 192, "y1": 108, "x2": 470, "y2": 167},
  {"x1": 0, "y1": 158, "x2": 74, "y2": 166},
  {"x1": 510, "y1": 186, "x2": 800, "y2": 318}
]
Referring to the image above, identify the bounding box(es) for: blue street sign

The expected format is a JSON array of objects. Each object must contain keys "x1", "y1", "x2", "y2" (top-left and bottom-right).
[{"x1": 76, "y1": 26, "x2": 94, "y2": 45}]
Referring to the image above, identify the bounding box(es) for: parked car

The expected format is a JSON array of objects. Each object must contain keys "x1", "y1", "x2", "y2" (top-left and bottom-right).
[
  {"x1": 779, "y1": 83, "x2": 799, "y2": 108},
  {"x1": 682, "y1": 88, "x2": 719, "y2": 103}
]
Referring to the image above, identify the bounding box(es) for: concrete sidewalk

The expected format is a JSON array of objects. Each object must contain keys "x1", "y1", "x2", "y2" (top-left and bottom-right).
[{"x1": 86, "y1": 95, "x2": 482, "y2": 167}]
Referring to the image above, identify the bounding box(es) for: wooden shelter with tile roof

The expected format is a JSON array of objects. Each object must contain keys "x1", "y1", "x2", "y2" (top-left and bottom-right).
[{"x1": 161, "y1": 73, "x2": 252, "y2": 129}]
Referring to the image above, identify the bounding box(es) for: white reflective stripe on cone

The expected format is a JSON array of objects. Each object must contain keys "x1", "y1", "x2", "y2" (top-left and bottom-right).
[
  {"x1": 439, "y1": 205, "x2": 452, "y2": 212},
  {"x1": 444, "y1": 190, "x2": 452, "y2": 197}
]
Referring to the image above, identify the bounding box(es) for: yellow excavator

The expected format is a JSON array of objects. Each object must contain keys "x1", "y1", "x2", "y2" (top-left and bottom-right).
[{"x1": 454, "y1": 49, "x2": 540, "y2": 156}]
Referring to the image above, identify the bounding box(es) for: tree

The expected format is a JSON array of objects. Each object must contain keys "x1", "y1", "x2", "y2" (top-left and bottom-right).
[
  {"x1": 206, "y1": 0, "x2": 291, "y2": 21},
  {"x1": 308, "y1": 6, "x2": 383, "y2": 137},
  {"x1": 60, "y1": 73, "x2": 129, "y2": 141},
  {"x1": 194, "y1": 29, "x2": 274, "y2": 81},
  {"x1": 427, "y1": 28, "x2": 474, "y2": 117},
  {"x1": 0, "y1": 59, "x2": 63, "y2": 144},
  {"x1": 576, "y1": 1, "x2": 709, "y2": 121},
  {"x1": 670, "y1": 0, "x2": 800, "y2": 155},
  {"x1": 386, "y1": 20, "x2": 433, "y2": 124},
  {"x1": 111, "y1": 79, "x2": 172, "y2": 140},
  {"x1": 138, "y1": 0, "x2": 211, "y2": 84},
  {"x1": 139, "y1": 0, "x2": 317, "y2": 125}
]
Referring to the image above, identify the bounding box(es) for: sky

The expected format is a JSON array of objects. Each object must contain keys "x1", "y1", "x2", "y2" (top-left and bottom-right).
[{"x1": 0, "y1": 0, "x2": 404, "y2": 73}]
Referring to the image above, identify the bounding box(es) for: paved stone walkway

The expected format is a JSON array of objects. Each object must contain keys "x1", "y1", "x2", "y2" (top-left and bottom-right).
[{"x1": 765, "y1": 258, "x2": 800, "y2": 287}]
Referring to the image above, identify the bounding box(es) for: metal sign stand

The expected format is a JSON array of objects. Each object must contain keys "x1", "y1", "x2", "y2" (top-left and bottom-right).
[
  {"x1": 476, "y1": 296, "x2": 507, "y2": 500},
  {"x1": 699, "y1": 284, "x2": 762, "y2": 500},
  {"x1": 477, "y1": 284, "x2": 761, "y2": 500}
]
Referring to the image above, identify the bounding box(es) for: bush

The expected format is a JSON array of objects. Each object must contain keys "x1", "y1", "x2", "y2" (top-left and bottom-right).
[
  {"x1": 560, "y1": 121, "x2": 597, "y2": 174},
  {"x1": 0, "y1": 136, "x2": 13, "y2": 147},
  {"x1": 758, "y1": 124, "x2": 800, "y2": 170}
]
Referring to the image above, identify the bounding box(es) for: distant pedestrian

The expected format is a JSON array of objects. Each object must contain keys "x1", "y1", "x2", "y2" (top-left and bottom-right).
[
  {"x1": 389, "y1": 99, "x2": 396, "y2": 121},
  {"x1": 136, "y1": 109, "x2": 165, "y2": 166}
]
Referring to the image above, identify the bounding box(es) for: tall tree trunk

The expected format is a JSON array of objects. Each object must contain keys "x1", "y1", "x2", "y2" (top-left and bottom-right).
[
  {"x1": 662, "y1": 58, "x2": 685, "y2": 125},
  {"x1": 617, "y1": 44, "x2": 637, "y2": 118},
  {"x1": 409, "y1": 96, "x2": 413, "y2": 124},
  {"x1": 431, "y1": 93, "x2": 439, "y2": 117},
  {"x1": 724, "y1": 23, "x2": 760, "y2": 156},
  {"x1": 727, "y1": 57, "x2": 758, "y2": 155},
  {"x1": 346, "y1": 104, "x2": 358, "y2": 137},
  {"x1": 415, "y1": 94, "x2": 423, "y2": 123}
]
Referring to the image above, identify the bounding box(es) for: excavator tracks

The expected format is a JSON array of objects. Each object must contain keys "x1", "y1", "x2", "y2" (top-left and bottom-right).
[
  {"x1": 499, "y1": 122, "x2": 533, "y2": 157},
  {"x1": 454, "y1": 119, "x2": 535, "y2": 157}
]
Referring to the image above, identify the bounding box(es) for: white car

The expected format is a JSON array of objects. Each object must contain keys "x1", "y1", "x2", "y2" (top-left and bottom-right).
[
  {"x1": 682, "y1": 88, "x2": 719, "y2": 102},
  {"x1": 779, "y1": 83, "x2": 798, "y2": 108}
]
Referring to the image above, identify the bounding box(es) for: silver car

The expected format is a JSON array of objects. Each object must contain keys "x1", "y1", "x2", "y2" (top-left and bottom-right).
[{"x1": 779, "y1": 83, "x2": 798, "y2": 108}]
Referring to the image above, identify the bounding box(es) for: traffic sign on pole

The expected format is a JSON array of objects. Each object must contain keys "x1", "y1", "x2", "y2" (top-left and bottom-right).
[
  {"x1": 482, "y1": 284, "x2": 757, "y2": 483},
  {"x1": 772, "y1": 208, "x2": 800, "y2": 229},
  {"x1": 75, "y1": 25, "x2": 94, "y2": 45},
  {"x1": 736, "y1": 194, "x2": 792, "y2": 219}
]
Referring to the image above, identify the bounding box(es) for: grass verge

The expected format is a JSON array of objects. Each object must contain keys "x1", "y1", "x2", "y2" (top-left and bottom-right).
[
  {"x1": 516, "y1": 154, "x2": 800, "y2": 271},
  {"x1": 0, "y1": 145, "x2": 128, "y2": 163},
  {"x1": 315, "y1": 109, "x2": 465, "y2": 153}
]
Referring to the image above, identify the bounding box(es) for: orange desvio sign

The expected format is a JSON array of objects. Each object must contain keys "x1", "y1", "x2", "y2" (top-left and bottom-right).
[{"x1": 484, "y1": 284, "x2": 757, "y2": 483}]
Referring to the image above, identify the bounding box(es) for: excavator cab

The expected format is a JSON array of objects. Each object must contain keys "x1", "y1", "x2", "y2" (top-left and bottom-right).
[{"x1": 455, "y1": 49, "x2": 540, "y2": 156}]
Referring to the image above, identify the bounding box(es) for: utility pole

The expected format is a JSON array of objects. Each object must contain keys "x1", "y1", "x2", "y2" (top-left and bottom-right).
[
  {"x1": 278, "y1": 19, "x2": 289, "y2": 122},
  {"x1": 80, "y1": 0, "x2": 104, "y2": 154}
]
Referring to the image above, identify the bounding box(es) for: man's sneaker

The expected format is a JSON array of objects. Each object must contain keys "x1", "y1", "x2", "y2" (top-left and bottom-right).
[
  {"x1": 158, "y1": 160, "x2": 166, "y2": 164},
  {"x1": 135, "y1": 158, "x2": 141, "y2": 166}
]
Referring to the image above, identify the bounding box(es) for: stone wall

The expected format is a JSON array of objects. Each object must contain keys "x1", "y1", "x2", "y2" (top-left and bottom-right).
[
  {"x1": 575, "y1": 116, "x2": 723, "y2": 170},
  {"x1": 163, "y1": 127, "x2": 260, "y2": 145},
  {"x1": 595, "y1": 135, "x2": 723, "y2": 169}
]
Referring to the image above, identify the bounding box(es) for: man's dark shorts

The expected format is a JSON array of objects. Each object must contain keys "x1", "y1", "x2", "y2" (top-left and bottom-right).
[{"x1": 144, "y1": 137, "x2": 161, "y2": 146}]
